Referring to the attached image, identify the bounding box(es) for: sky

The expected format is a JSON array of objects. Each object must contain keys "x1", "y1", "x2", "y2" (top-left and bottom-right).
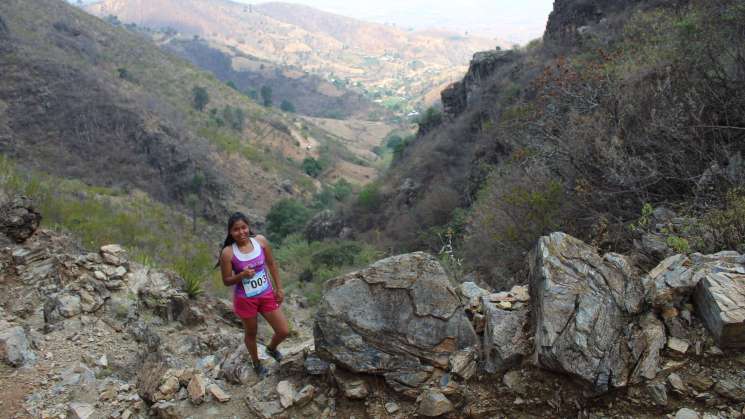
[
  {"x1": 76, "y1": 0, "x2": 555, "y2": 44},
  {"x1": 244, "y1": 0, "x2": 555, "y2": 44}
]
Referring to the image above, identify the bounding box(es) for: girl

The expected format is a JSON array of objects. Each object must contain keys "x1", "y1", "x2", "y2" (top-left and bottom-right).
[{"x1": 218, "y1": 212, "x2": 289, "y2": 377}]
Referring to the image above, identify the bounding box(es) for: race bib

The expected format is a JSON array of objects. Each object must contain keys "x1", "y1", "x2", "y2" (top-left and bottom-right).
[{"x1": 242, "y1": 270, "x2": 269, "y2": 297}]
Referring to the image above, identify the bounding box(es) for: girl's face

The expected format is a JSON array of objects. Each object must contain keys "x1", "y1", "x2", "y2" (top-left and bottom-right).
[{"x1": 230, "y1": 219, "x2": 250, "y2": 244}]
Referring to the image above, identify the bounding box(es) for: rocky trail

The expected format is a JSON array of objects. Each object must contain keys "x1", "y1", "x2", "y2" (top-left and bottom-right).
[{"x1": 1, "y1": 196, "x2": 745, "y2": 419}]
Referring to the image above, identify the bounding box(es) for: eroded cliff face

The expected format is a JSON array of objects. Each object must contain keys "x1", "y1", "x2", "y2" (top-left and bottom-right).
[{"x1": 441, "y1": 50, "x2": 519, "y2": 120}]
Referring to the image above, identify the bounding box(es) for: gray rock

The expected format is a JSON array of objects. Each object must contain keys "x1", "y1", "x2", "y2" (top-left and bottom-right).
[
  {"x1": 385, "y1": 401, "x2": 400, "y2": 414},
  {"x1": 713, "y1": 378, "x2": 745, "y2": 402},
  {"x1": 276, "y1": 380, "x2": 296, "y2": 408},
  {"x1": 304, "y1": 210, "x2": 345, "y2": 242},
  {"x1": 67, "y1": 402, "x2": 95, "y2": 419},
  {"x1": 638, "y1": 233, "x2": 673, "y2": 261},
  {"x1": 502, "y1": 370, "x2": 528, "y2": 395},
  {"x1": 674, "y1": 408, "x2": 700, "y2": 419},
  {"x1": 449, "y1": 348, "x2": 478, "y2": 380},
  {"x1": 645, "y1": 251, "x2": 745, "y2": 311},
  {"x1": 417, "y1": 389, "x2": 454, "y2": 417},
  {"x1": 628, "y1": 313, "x2": 666, "y2": 382},
  {"x1": 220, "y1": 345, "x2": 253, "y2": 385},
  {"x1": 207, "y1": 384, "x2": 231, "y2": 402},
  {"x1": 668, "y1": 373, "x2": 687, "y2": 393},
  {"x1": 195, "y1": 355, "x2": 218, "y2": 371},
  {"x1": 293, "y1": 384, "x2": 315, "y2": 407},
  {"x1": 303, "y1": 352, "x2": 329, "y2": 376},
  {"x1": 246, "y1": 398, "x2": 285, "y2": 419},
  {"x1": 694, "y1": 267, "x2": 745, "y2": 348},
  {"x1": 529, "y1": 233, "x2": 646, "y2": 393},
  {"x1": 100, "y1": 244, "x2": 127, "y2": 266},
  {"x1": 642, "y1": 254, "x2": 696, "y2": 308},
  {"x1": 332, "y1": 366, "x2": 369, "y2": 400},
  {"x1": 667, "y1": 337, "x2": 690, "y2": 355},
  {"x1": 647, "y1": 382, "x2": 668, "y2": 406},
  {"x1": 482, "y1": 300, "x2": 530, "y2": 374},
  {"x1": 150, "y1": 401, "x2": 187, "y2": 419},
  {"x1": 459, "y1": 282, "x2": 489, "y2": 300},
  {"x1": 44, "y1": 291, "x2": 85, "y2": 324},
  {"x1": 187, "y1": 373, "x2": 207, "y2": 405},
  {"x1": 0, "y1": 196, "x2": 41, "y2": 243},
  {"x1": 314, "y1": 252, "x2": 478, "y2": 394},
  {"x1": 0, "y1": 325, "x2": 36, "y2": 367}
]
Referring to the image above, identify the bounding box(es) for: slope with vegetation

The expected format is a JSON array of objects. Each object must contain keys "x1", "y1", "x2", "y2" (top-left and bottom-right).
[
  {"x1": 0, "y1": 0, "x2": 390, "y2": 297},
  {"x1": 347, "y1": 0, "x2": 745, "y2": 288}
]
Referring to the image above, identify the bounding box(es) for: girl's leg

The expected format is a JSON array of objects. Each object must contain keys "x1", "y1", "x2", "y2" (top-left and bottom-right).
[
  {"x1": 241, "y1": 317, "x2": 260, "y2": 364},
  {"x1": 261, "y1": 308, "x2": 290, "y2": 351}
]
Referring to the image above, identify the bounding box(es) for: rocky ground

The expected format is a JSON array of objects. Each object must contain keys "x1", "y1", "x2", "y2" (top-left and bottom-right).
[{"x1": 1, "y1": 197, "x2": 745, "y2": 419}]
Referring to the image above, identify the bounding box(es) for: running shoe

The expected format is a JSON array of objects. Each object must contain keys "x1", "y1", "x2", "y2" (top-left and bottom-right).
[{"x1": 266, "y1": 346, "x2": 283, "y2": 362}]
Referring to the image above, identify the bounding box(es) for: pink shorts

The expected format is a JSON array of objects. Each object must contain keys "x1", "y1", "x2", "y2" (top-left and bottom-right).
[{"x1": 234, "y1": 289, "x2": 279, "y2": 319}]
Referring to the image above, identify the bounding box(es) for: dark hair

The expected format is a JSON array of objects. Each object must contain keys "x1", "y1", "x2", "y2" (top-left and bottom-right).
[{"x1": 215, "y1": 212, "x2": 253, "y2": 267}]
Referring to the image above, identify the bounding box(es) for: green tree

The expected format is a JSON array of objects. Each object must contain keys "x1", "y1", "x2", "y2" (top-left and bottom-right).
[
  {"x1": 332, "y1": 179, "x2": 353, "y2": 201},
  {"x1": 280, "y1": 100, "x2": 296, "y2": 113},
  {"x1": 385, "y1": 135, "x2": 403, "y2": 150},
  {"x1": 192, "y1": 86, "x2": 209, "y2": 112},
  {"x1": 260, "y1": 85, "x2": 273, "y2": 107},
  {"x1": 246, "y1": 89, "x2": 259, "y2": 101},
  {"x1": 223, "y1": 106, "x2": 245, "y2": 131},
  {"x1": 226, "y1": 81, "x2": 239, "y2": 91},
  {"x1": 302, "y1": 157, "x2": 324, "y2": 178},
  {"x1": 266, "y1": 199, "x2": 311, "y2": 243},
  {"x1": 357, "y1": 182, "x2": 382, "y2": 210}
]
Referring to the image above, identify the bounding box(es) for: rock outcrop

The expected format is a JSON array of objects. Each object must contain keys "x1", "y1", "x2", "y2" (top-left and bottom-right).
[
  {"x1": 545, "y1": 0, "x2": 641, "y2": 47},
  {"x1": 314, "y1": 252, "x2": 478, "y2": 396},
  {"x1": 0, "y1": 196, "x2": 41, "y2": 243},
  {"x1": 529, "y1": 232, "x2": 650, "y2": 392},
  {"x1": 441, "y1": 50, "x2": 519, "y2": 119},
  {"x1": 303, "y1": 210, "x2": 346, "y2": 242}
]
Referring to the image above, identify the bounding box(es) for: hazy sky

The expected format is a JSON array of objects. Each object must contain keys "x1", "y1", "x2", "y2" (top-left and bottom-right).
[
  {"x1": 245, "y1": 0, "x2": 556, "y2": 43},
  {"x1": 77, "y1": 0, "x2": 555, "y2": 44}
]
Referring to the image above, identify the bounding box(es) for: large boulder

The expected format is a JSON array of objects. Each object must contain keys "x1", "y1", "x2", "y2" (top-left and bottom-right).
[
  {"x1": 529, "y1": 233, "x2": 653, "y2": 393},
  {"x1": 0, "y1": 323, "x2": 36, "y2": 367},
  {"x1": 694, "y1": 263, "x2": 745, "y2": 348},
  {"x1": 314, "y1": 252, "x2": 478, "y2": 395},
  {"x1": 0, "y1": 196, "x2": 41, "y2": 243}
]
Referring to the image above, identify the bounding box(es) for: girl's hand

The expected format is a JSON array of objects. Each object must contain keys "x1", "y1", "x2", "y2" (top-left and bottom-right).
[
  {"x1": 274, "y1": 288, "x2": 285, "y2": 304},
  {"x1": 241, "y1": 267, "x2": 255, "y2": 279}
]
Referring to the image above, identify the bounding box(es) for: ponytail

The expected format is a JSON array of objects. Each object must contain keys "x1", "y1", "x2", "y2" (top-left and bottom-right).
[{"x1": 215, "y1": 212, "x2": 252, "y2": 268}]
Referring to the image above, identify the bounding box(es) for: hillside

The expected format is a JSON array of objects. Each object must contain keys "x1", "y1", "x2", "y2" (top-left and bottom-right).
[
  {"x1": 346, "y1": 0, "x2": 745, "y2": 288},
  {"x1": 84, "y1": 0, "x2": 504, "y2": 113},
  {"x1": 0, "y1": 0, "x2": 382, "y2": 224},
  {"x1": 161, "y1": 36, "x2": 387, "y2": 120}
]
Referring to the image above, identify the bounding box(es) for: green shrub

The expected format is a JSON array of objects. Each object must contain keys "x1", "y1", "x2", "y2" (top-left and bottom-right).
[
  {"x1": 260, "y1": 85, "x2": 273, "y2": 107},
  {"x1": 266, "y1": 199, "x2": 312, "y2": 243},
  {"x1": 696, "y1": 188, "x2": 745, "y2": 252},
  {"x1": 302, "y1": 157, "x2": 324, "y2": 178},
  {"x1": 280, "y1": 100, "x2": 296, "y2": 113},
  {"x1": 192, "y1": 86, "x2": 209, "y2": 111},
  {"x1": 666, "y1": 235, "x2": 690, "y2": 254},
  {"x1": 357, "y1": 182, "x2": 382, "y2": 211}
]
